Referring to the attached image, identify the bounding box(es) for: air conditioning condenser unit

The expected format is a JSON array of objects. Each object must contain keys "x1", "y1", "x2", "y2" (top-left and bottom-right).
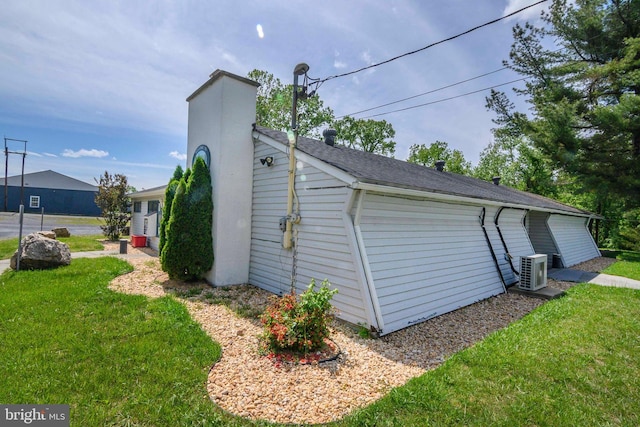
[{"x1": 519, "y1": 254, "x2": 547, "y2": 291}]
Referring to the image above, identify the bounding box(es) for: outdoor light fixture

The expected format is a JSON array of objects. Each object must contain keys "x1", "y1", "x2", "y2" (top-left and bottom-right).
[{"x1": 260, "y1": 156, "x2": 274, "y2": 167}]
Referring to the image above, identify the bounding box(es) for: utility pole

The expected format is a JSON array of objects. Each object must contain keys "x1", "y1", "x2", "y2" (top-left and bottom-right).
[
  {"x1": 4, "y1": 137, "x2": 28, "y2": 211},
  {"x1": 4, "y1": 137, "x2": 28, "y2": 271}
]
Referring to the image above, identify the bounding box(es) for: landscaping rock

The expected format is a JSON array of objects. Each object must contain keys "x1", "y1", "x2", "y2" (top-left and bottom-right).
[
  {"x1": 52, "y1": 227, "x2": 71, "y2": 238},
  {"x1": 10, "y1": 233, "x2": 71, "y2": 270},
  {"x1": 37, "y1": 231, "x2": 57, "y2": 239}
]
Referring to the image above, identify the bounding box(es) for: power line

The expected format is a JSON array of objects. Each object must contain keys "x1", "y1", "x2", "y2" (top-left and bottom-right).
[
  {"x1": 338, "y1": 67, "x2": 509, "y2": 118},
  {"x1": 313, "y1": 0, "x2": 548, "y2": 85},
  {"x1": 358, "y1": 77, "x2": 528, "y2": 119}
]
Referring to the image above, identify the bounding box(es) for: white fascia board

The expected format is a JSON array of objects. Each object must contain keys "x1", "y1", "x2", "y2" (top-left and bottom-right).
[
  {"x1": 252, "y1": 131, "x2": 357, "y2": 186},
  {"x1": 352, "y1": 182, "x2": 595, "y2": 219},
  {"x1": 129, "y1": 188, "x2": 166, "y2": 200}
]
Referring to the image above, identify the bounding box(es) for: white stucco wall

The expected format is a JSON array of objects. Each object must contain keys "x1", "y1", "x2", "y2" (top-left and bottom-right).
[{"x1": 186, "y1": 71, "x2": 259, "y2": 285}]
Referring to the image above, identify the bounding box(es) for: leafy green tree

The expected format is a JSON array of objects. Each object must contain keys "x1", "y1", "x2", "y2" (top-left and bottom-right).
[
  {"x1": 332, "y1": 116, "x2": 397, "y2": 156},
  {"x1": 248, "y1": 69, "x2": 334, "y2": 139},
  {"x1": 476, "y1": 90, "x2": 557, "y2": 195},
  {"x1": 248, "y1": 69, "x2": 398, "y2": 156},
  {"x1": 159, "y1": 165, "x2": 184, "y2": 255},
  {"x1": 504, "y1": 0, "x2": 640, "y2": 205},
  {"x1": 94, "y1": 171, "x2": 130, "y2": 241},
  {"x1": 161, "y1": 158, "x2": 213, "y2": 281},
  {"x1": 407, "y1": 141, "x2": 471, "y2": 175}
]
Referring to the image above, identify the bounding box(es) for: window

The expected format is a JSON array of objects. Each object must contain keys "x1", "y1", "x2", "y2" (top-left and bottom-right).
[
  {"x1": 133, "y1": 201, "x2": 142, "y2": 213},
  {"x1": 193, "y1": 144, "x2": 211, "y2": 168},
  {"x1": 148, "y1": 200, "x2": 159, "y2": 213},
  {"x1": 29, "y1": 196, "x2": 40, "y2": 209}
]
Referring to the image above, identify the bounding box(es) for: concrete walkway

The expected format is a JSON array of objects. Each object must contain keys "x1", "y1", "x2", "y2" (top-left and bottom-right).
[{"x1": 548, "y1": 268, "x2": 640, "y2": 290}]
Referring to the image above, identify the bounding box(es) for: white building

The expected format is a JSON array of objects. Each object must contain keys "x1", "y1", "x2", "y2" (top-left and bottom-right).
[{"x1": 130, "y1": 70, "x2": 601, "y2": 336}]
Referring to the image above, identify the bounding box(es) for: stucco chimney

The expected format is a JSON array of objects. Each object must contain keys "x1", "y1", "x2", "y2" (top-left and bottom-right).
[{"x1": 186, "y1": 70, "x2": 259, "y2": 285}]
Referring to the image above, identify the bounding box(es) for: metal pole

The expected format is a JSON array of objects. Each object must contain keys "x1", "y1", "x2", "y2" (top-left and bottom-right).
[
  {"x1": 20, "y1": 152, "x2": 26, "y2": 206},
  {"x1": 4, "y1": 142, "x2": 8, "y2": 212},
  {"x1": 17, "y1": 204, "x2": 24, "y2": 271},
  {"x1": 41, "y1": 207, "x2": 44, "y2": 231}
]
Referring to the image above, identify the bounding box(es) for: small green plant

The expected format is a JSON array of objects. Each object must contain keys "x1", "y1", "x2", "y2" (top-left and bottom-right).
[
  {"x1": 261, "y1": 279, "x2": 337, "y2": 355},
  {"x1": 357, "y1": 323, "x2": 373, "y2": 339}
]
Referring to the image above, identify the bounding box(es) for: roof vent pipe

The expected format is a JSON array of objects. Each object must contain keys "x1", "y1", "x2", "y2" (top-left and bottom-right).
[
  {"x1": 323, "y1": 129, "x2": 337, "y2": 146},
  {"x1": 435, "y1": 160, "x2": 445, "y2": 172},
  {"x1": 492, "y1": 176, "x2": 501, "y2": 185}
]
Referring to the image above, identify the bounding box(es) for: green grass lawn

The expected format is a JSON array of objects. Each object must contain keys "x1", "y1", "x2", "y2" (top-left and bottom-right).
[
  {"x1": 602, "y1": 250, "x2": 640, "y2": 281},
  {"x1": 1, "y1": 256, "x2": 639, "y2": 426},
  {"x1": 0, "y1": 234, "x2": 105, "y2": 260},
  {"x1": 339, "y1": 284, "x2": 640, "y2": 426},
  {"x1": 0, "y1": 258, "x2": 237, "y2": 426}
]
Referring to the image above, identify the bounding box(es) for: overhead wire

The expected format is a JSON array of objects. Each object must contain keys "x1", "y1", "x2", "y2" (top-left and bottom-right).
[
  {"x1": 311, "y1": 0, "x2": 548, "y2": 85},
  {"x1": 358, "y1": 77, "x2": 528, "y2": 119},
  {"x1": 337, "y1": 67, "x2": 509, "y2": 118}
]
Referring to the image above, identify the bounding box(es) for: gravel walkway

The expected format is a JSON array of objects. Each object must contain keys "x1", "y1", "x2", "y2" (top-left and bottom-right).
[{"x1": 105, "y1": 243, "x2": 615, "y2": 424}]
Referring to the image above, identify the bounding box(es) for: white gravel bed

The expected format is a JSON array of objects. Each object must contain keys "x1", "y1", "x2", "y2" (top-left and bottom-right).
[{"x1": 105, "y1": 245, "x2": 615, "y2": 424}]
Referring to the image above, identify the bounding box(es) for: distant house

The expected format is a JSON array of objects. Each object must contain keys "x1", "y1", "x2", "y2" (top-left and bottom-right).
[
  {"x1": 127, "y1": 185, "x2": 165, "y2": 250},
  {"x1": 131, "y1": 70, "x2": 601, "y2": 336},
  {"x1": 0, "y1": 170, "x2": 100, "y2": 216}
]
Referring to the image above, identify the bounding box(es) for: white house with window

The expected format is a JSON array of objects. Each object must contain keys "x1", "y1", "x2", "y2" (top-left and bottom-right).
[{"x1": 128, "y1": 185, "x2": 165, "y2": 250}]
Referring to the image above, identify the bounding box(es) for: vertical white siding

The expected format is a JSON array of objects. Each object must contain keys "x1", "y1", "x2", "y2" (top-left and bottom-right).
[
  {"x1": 495, "y1": 208, "x2": 535, "y2": 273},
  {"x1": 130, "y1": 201, "x2": 147, "y2": 235},
  {"x1": 249, "y1": 142, "x2": 369, "y2": 326},
  {"x1": 547, "y1": 215, "x2": 600, "y2": 267},
  {"x1": 358, "y1": 193, "x2": 504, "y2": 335},
  {"x1": 249, "y1": 142, "x2": 292, "y2": 295},
  {"x1": 527, "y1": 211, "x2": 558, "y2": 263},
  {"x1": 483, "y1": 206, "x2": 516, "y2": 285}
]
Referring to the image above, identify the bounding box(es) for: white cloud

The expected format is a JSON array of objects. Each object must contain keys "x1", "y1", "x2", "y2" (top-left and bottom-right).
[
  {"x1": 27, "y1": 151, "x2": 42, "y2": 157},
  {"x1": 169, "y1": 151, "x2": 187, "y2": 161},
  {"x1": 43, "y1": 152, "x2": 57, "y2": 157},
  {"x1": 334, "y1": 60, "x2": 347, "y2": 69},
  {"x1": 62, "y1": 148, "x2": 109, "y2": 158}
]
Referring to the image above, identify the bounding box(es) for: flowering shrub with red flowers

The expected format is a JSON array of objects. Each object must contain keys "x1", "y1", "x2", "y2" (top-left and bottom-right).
[{"x1": 261, "y1": 279, "x2": 337, "y2": 355}]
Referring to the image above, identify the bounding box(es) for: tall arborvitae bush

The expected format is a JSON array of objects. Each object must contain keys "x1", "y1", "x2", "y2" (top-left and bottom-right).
[
  {"x1": 161, "y1": 158, "x2": 213, "y2": 281},
  {"x1": 158, "y1": 165, "x2": 183, "y2": 255},
  {"x1": 184, "y1": 157, "x2": 214, "y2": 278},
  {"x1": 161, "y1": 180, "x2": 191, "y2": 279}
]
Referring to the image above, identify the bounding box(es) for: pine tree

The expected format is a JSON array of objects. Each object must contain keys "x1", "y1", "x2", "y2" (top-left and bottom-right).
[
  {"x1": 161, "y1": 180, "x2": 192, "y2": 280},
  {"x1": 160, "y1": 158, "x2": 213, "y2": 281},
  {"x1": 184, "y1": 157, "x2": 214, "y2": 278},
  {"x1": 158, "y1": 165, "x2": 183, "y2": 255}
]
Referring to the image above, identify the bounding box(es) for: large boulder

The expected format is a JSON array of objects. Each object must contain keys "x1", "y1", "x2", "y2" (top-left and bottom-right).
[
  {"x1": 52, "y1": 227, "x2": 71, "y2": 238},
  {"x1": 10, "y1": 233, "x2": 71, "y2": 270},
  {"x1": 37, "y1": 231, "x2": 57, "y2": 239}
]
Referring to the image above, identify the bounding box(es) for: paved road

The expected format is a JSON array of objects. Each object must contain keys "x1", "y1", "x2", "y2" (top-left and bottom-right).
[{"x1": 0, "y1": 212, "x2": 102, "y2": 239}]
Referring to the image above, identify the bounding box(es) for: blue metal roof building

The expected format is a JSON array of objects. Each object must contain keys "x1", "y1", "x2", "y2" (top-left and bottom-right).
[{"x1": 0, "y1": 170, "x2": 100, "y2": 216}]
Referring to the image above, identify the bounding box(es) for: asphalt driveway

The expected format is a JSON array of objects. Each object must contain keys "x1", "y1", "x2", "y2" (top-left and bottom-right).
[{"x1": 0, "y1": 212, "x2": 102, "y2": 239}]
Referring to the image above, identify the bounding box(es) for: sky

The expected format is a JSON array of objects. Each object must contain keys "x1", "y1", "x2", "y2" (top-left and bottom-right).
[{"x1": 0, "y1": 0, "x2": 549, "y2": 191}]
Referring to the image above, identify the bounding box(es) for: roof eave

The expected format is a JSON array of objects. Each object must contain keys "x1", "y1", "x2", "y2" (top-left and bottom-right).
[{"x1": 352, "y1": 182, "x2": 596, "y2": 218}]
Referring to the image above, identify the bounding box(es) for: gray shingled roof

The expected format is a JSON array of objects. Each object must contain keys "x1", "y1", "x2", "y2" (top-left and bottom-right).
[
  {"x1": 0, "y1": 170, "x2": 98, "y2": 191},
  {"x1": 255, "y1": 126, "x2": 591, "y2": 216}
]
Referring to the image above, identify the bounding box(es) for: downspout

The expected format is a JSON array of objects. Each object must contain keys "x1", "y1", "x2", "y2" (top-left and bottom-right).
[
  {"x1": 342, "y1": 189, "x2": 383, "y2": 334},
  {"x1": 283, "y1": 63, "x2": 308, "y2": 250},
  {"x1": 494, "y1": 207, "x2": 521, "y2": 277},
  {"x1": 479, "y1": 207, "x2": 507, "y2": 292},
  {"x1": 352, "y1": 190, "x2": 385, "y2": 334}
]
